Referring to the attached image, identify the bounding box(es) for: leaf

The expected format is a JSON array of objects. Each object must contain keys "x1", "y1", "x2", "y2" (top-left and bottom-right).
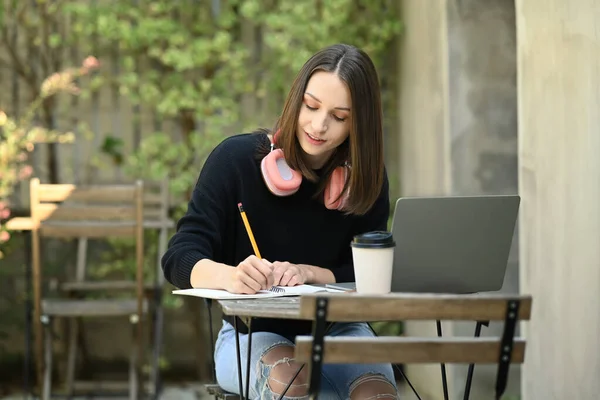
[{"x1": 48, "y1": 33, "x2": 62, "y2": 48}]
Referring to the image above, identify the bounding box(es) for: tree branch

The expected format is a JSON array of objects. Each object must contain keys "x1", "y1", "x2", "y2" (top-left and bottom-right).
[
  {"x1": 0, "y1": 25, "x2": 36, "y2": 92},
  {"x1": 39, "y1": 1, "x2": 53, "y2": 77}
]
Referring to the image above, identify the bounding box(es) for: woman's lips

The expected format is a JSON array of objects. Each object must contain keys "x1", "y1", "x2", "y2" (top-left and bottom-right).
[{"x1": 305, "y1": 130, "x2": 326, "y2": 145}]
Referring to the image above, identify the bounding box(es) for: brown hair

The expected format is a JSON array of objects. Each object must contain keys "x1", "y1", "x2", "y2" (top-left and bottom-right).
[{"x1": 263, "y1": 43, "x2": 385, "y2": 216}]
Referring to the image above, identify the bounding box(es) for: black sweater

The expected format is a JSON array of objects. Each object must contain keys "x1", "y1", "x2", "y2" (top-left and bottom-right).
[{"x1": 161, "y1": 132, "x2": 390, "y2": 336}]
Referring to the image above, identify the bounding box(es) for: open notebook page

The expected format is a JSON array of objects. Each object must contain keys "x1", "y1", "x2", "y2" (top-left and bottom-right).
[{"x1": 172, "y1": 284, "x2": 343, "y2": 300}]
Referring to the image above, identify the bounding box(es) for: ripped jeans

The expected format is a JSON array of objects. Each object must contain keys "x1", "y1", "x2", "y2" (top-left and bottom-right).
[{"x1": 214, "y1": 320, "x2": 398, "y2": 400}]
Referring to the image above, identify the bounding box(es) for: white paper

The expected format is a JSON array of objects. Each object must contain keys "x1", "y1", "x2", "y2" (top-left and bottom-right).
[{"x1": 172, "y1": 284, "x2": 343, "y2": 300}]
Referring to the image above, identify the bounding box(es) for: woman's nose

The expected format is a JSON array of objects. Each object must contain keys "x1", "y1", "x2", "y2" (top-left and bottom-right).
[{"x1": 311, "y1": 112, "x2": 328, "y2": 132}]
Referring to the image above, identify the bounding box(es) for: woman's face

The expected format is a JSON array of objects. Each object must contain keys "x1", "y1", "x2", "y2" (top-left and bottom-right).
[{"x1": 296, "y1": 71, "x2": 352, "y2": 169}]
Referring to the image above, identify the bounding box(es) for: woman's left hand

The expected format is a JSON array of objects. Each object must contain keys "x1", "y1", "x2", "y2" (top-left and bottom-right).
[{"x1": 272, "y1": 261, "x2": 309, "y2": 286}]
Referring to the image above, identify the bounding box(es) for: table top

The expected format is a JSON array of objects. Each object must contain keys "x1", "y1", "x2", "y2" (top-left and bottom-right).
[
  {"x1": 217, "y1": 291, "x2": 533, "y2": 322},
  {"x1": 218, "y1": 296, "x2": 304, "y2": 320}
]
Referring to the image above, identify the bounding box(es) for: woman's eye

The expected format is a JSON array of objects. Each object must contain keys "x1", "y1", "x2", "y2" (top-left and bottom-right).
[{"x1": 304, "y1": 102, "x2": 346, "y2": 122}]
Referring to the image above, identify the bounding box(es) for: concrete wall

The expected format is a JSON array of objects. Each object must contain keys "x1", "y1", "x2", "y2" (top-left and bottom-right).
[
  {"x1": 397, "y1": 1, "x2": 452, "y2": 395},
  {"x1": 397, "y1": 0, "x2": 520, "y2": 398},
  {"x1": 446, "y1": 1, "x2": 521, "y2": 398},
  {"x1": 397, "y1": 1, "x2": 451, "y2": 198},
  {"x1": 398, "y1": 0, "x2": 600, "y2": 398},
  {"x1": 516, "y1": 0, "x2": 600, "y2": 398}
]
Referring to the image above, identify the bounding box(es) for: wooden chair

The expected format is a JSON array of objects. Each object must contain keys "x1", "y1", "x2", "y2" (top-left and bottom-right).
[
  {"x1": 294, "y1": 292, "x2": 532, "y2": 400},
  {"x1": 30, "y1": 178, "x2": 147, "y2": 400},
  {"x1": 55, "y1": 179, "x2": 173, "y2": 399}
]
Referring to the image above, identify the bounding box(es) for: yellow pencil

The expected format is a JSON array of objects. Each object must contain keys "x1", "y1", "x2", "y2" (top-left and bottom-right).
[{"x1": 238, "y1": 202, "x2": 262, "y2": 259}]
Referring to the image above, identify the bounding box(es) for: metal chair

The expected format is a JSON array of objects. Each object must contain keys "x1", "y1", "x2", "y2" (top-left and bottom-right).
[{"x1": 295, "y1": 292, "x2": 532, "y2": 400}]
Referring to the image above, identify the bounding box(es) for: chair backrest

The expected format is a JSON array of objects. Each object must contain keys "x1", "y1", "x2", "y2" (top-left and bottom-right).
[
  {"x1": 63, "y1": 179, "x2": 173, "y2": 287},
  {"x1": 29, "y1": 177, "x2": 146, "y2": 323},
  {"x1": 30, "y1": 178, "x2": 145, "y2": 238},
  {"x1": 294, "y1": 292, "x2": 532, "y2": 399},
  {"x1": 141, "y1": 179, "x2": 173, "y2": 288}
]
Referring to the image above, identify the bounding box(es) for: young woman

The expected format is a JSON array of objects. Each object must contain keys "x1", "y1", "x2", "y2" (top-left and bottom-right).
[{"x1": 162, "y1": 43, "x2": 397, "y2": 399}]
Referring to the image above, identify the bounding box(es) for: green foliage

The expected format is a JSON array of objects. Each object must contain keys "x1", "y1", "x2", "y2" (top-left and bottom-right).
[
  {"x1": 0, "y1": 55, "x2": 98, "y2": 367},
  {"x1": 64, "y1": 0, "x2": 401, "y2": 192},
  {"x1": 0, "y1": 1, "x2": 87, "y2": 185},
  {"x1": 59, "y1": 0, "x2": 402, "y2": 307},
  {"x1": 0, "y1": 0, "x2": 402, "y2": 381},
  {"x1": 242, "y1": 0, "x2": 401, "y2": 96},
  {"x1": 0, "y1": 59, "x2": 99, "y2": 257}
]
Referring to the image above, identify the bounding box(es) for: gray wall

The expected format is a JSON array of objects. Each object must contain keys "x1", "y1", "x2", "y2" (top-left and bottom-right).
[
  {"x1": 447, "y1": 0, "x2": 520, "y2": 398},
  {"x1": 398, "y1": 0, "x2": 600, "y2": 399},
  {"x1": 397, "y1": 0, "x2": 520, "y2": 398},
  {"x1": 397, "y1": 1, "x2": 451, "y2": 395}
]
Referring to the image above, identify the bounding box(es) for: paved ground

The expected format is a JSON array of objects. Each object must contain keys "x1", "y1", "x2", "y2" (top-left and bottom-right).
[
  {"x1": 1, "y1": 383, "x2": 416, "y2": 399},
  {"x1": 0, "y1": 384, "x2": 448, "y2": 400},
  {"x1": 0, "y1": 381, "x2": 517, "y2": 399},
  {"x1": 0, "y1": 384, "x2": 212, "y2": 400},
  {"x1": 0, "y1": 384, "x2": 418, "y2": 400}
]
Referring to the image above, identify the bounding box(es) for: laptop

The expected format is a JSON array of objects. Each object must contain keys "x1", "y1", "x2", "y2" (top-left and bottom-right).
[
  {"x1": 389, "y1": 195, "x2": 520, "y2": 294},
  {"x1": 328, "y1": 195, "x2": 520, "y2": 294}
]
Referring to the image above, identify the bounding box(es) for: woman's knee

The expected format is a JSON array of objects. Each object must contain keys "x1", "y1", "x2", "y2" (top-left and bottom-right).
[
  {"x1": 260, "y1": 345, "x2": 309, "y2": 398},
  {"x1": 349, "y1": 373, "x2": 397, "y2": 400}
]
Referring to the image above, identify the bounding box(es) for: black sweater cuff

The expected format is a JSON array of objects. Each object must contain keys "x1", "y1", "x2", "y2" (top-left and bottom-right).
[{"x1": 173, "y1": 251, "x2": 206, "y2": 289}]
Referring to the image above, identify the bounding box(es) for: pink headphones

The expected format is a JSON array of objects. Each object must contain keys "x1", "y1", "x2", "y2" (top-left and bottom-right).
[{"x1": 260, "y1": 131, "x2": 350, "y2": 210}]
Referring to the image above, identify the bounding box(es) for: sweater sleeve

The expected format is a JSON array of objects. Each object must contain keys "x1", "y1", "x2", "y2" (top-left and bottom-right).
[
  {"x1": 330, "y1": 168, "x2": 391, "y2": 283},
  {"x1": 161, "y1": 140, "x2": 237, "y2": 289}
]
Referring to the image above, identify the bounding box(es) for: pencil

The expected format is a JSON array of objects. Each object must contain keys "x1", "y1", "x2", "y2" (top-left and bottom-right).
[{"x1": 238, "y1": 202, "x2": 262, "y2": 259}]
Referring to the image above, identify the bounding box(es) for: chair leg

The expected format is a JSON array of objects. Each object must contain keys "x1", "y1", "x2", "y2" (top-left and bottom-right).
[
  {"x1": 42, "y1": 316, "x2": 53, "y2": 400},
  {"x1": 129, "y1": 314, "x2": 139, "y2": 400},
  {"x1": 65, "y1": 318, "x2": 79, "y2": 397},
  {"x1": 150, "y1": 300, "x2": 164, "y2": 399}
]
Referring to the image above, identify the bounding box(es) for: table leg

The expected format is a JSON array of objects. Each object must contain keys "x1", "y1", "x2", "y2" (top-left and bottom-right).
[
  {"x1": 233, "y1": 318, "x2": 245, "y2": 400},
  {"x1": 204, "y1": 299, "x2": 216, "y2": 383},
  {"x1": 436, "y1": 320, "x2": 449, "y2": 400},
  {"x1": 244, "y1": 319, "x2": 253, "y2": 400},
  {"x1": 463, "y1": 321, "x2": 489, "y2": 400}
]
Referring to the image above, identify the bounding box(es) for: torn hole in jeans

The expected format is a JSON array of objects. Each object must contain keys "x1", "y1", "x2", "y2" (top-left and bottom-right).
[
  {"x1": 267, "y1": 357, "x2": 309, "y2": 388},
  {"x1": 257, "y1": 349, "x2": 310, "y2": 399},
  {"x1": 349, "y1": 373, "x2": 398, "y2": 399}
]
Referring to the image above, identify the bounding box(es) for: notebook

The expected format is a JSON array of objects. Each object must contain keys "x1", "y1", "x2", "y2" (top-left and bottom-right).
[{"x1": 172, "y1": 284, "x2": 344, "y2": 300}]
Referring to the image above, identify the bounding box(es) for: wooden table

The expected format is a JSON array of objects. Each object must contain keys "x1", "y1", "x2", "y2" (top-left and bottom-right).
[
  {"x1": 219, "y1": 296, "x2": 304, "y2": 320},
  {"x1": 210, "y1": 292, "x2": 526, "y2": 400}
]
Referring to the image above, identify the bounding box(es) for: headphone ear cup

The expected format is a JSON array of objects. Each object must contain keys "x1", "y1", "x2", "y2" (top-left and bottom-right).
[
  {"x1": 324, "y1": 166, "x2": 349, "y2": 210},
  {"x1": 261, "y1": 148, "x2": 303, "y2": 196}
]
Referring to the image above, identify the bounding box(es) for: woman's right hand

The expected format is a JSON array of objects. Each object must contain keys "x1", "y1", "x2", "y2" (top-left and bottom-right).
[{"x1": 226, "y1": 255, "x2": 274, "y2": 294}]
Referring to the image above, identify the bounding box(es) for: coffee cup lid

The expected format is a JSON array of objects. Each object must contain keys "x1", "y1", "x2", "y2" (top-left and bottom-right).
[{"x1": 351, "y1": 231, "x2": 395, "y2": 249}]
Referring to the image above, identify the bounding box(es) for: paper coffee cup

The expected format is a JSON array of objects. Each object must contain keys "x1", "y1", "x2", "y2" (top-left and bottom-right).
[{"x1": 351, "y1": 231, "x2": 395, "y2": 294}]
